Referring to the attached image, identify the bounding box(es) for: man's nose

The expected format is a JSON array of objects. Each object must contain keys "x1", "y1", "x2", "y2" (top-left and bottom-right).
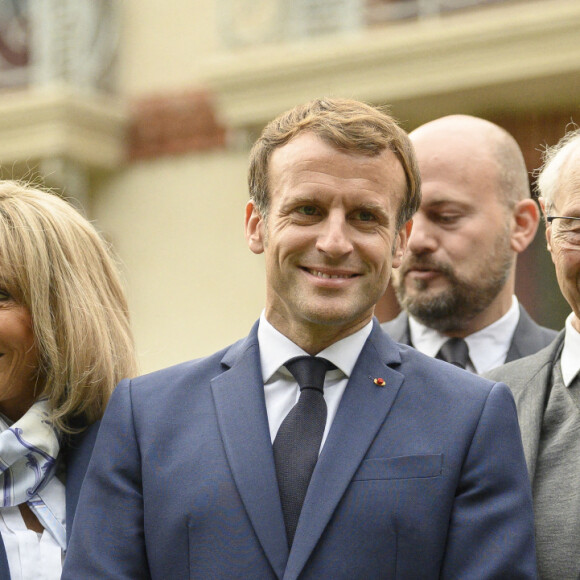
[
  {"x1": 407, "y1": 215, "x2": 438, "y2": 254},
  {"x1": 315, "y1": 214, "x2": 353, "y2": 257}
]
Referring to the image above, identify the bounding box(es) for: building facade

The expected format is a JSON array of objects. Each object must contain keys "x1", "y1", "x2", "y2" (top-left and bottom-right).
[{"x1": 1, "y1": 0, "x2": 577, "y2": 371}]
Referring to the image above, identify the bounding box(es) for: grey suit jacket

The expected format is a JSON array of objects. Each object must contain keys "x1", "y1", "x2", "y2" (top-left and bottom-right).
[
  {"x1": 485, "y1": 332, "x2": 579, "y2": 580},
  {"x1": 381, "y1": 304, "x2": 557, "y2": 367},
  {"x1": 485, "y1": 331, "x2": 564, "y2": 481}
]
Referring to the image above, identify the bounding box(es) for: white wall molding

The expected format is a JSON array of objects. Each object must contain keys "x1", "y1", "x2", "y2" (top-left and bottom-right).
[
  {"x1": 0, "y1": 86, "x2": 127, "y2": 170},
  {"x1": 202, "y1": 0, "x2": 580, "y2": 129}
]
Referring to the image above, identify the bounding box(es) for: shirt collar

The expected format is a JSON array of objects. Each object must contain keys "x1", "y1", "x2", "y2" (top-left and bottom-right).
[
  {"x1": 561, "y1": 312, "x2": 580, "y2": 386},
  {"x1": 408, "y1": 296, "x2": 520, "y2": 374},
  {"x1": 257, "y1": 311, "x2": 373, "y2": 382}
]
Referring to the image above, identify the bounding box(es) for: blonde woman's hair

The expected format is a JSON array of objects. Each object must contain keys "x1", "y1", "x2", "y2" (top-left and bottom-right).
[{"x1": 0, "y1": 180, "x2": 137, "y2": 432}]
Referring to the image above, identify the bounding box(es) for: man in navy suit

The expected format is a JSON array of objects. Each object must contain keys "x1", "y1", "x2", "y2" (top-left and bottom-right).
[{"x1": 63, "y1": 99, "x2": 537, "y2": 579}]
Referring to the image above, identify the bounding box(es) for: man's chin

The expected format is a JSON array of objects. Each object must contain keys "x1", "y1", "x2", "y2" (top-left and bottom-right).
[
  {"x1": 398, "y1": 289, "x2": 457, "y2": 319},
  {"x1": 398, "y1": 287, "x2": 451, "y2": 310},
  {"x1": 303, "y1": 310, "x2": 363, "y2": 327},
  {"x1": 299, "y1": 301, "x2": 374, "y2": 328}
]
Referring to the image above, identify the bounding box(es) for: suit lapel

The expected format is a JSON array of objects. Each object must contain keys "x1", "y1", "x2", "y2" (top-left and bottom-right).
[
  {"x1": 506, "y1": 305, "x2": 555, "y2": 362},
  {"x1": 284, "y1": 324, "x2": 404, "y2": 580},
  {"x1": 506, "y1": 305, "x2": 528, "y2": 362},
  {"x1": 512, "y1": 333, "x2": 564, "y2": 481},
  {"x1": 211, "y1": 326, "x2": 288, "y2": 580},
  {"x1": 381, "y1": 311, "x2": 412, "y2": 346}
]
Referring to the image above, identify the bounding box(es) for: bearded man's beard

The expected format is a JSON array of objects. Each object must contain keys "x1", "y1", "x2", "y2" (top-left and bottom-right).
[{"x1": 394, "y1": 245, "x2": 513, "y2": 333}]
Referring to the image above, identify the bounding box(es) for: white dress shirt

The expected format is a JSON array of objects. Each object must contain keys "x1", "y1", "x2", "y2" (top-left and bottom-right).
[
  {"x1": 408, "y1": 296, "x2": 521, "y2": 374},
  {"x1": 0, "y1": 476, "x2": 65, "y2": 580},
  {"x1": 560, "y1": 312, "x2": 580, "y2": 387},
  {"x1": 257, "y1": 313, "x2": 372, "y2": 448}
]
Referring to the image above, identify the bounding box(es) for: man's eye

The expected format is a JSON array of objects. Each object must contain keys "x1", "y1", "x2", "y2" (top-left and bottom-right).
[
  {"x1": 561, "y1": 228, "x2": 580, "y2": 243},
  {"x1": 435, "y1": 213, "x2": 461, "y2": 224},
  {"x1": 559, "y1": 218, "x2": 580, "y2": 231},
  {"x1": 297, "y1": 206, "x2": 319, "y2": 216},
  {"x1": 349, "y1": 210, "x2": 378, "y2": 223},
  {"x1": 354, "y1": 211, "x2": 376, "y2": 222}
]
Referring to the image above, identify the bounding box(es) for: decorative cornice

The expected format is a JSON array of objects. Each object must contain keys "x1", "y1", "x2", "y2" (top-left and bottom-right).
[
  {"x1": 128, "y1": 91, "x2": 227, "y2": 160},
  {"x1": 0, "y1": 85, "x2": 127, "y2": 169},
  {"x1": 202, "y1": 0, "x2": 580, "y2": 129}
]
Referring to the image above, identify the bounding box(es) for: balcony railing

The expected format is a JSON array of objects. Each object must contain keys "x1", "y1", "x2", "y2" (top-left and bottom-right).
[
  {"x1": 219, "y1": 0, "x2": 518, "y2": 47},
  {"x1": 367, "y1": 0, "x2": 515, "y2": 23},
  {"x1": 0, "y1": 0, "x2": 119, "y2": 92},
  {"x1": 0, "y1": 0, "x2": 126, "y2": 203}
]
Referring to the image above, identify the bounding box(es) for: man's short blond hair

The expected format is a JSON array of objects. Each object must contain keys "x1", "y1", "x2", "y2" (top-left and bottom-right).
[{"x1": 248, "y1": 98, "x2": 421, "y2": 229}]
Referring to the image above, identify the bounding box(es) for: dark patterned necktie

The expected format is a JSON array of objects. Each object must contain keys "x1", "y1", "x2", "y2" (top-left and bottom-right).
[
  {"x1": 273, "y1": 356, "x2": 335, "y2": 546},
  {"x1": 436, "y1": 337, "x2": 471, "y2": 370}
]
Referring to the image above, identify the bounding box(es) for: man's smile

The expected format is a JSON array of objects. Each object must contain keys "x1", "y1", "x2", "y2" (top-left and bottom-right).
[{"x1": 302, "y1": 267, "x2": 359, "y2": 280}]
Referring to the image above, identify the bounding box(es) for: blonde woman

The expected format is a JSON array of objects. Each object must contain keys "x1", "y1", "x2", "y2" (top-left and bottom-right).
[{"x1": 0, "y1": 180, "x2": 137, "y2": 578}]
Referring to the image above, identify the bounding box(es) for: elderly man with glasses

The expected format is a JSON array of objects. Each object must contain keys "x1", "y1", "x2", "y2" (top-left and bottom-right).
[{"x1": 486, "y1": 127, "x2": 580, "y2": 580}]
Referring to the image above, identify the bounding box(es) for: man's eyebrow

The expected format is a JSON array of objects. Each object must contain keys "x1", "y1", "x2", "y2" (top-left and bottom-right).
[
  {"x1": 557, "y1": 208, "x2": 580, "y2": 217},
  {"x1": 289, "y1": 195, "x2": 320, "y2": 203},
  {"x1": 279, "y1": 195, "x2": 321, "y2": 209},
  {"x1": 423, "y1": 199, "x2": 470, "y2": 210},
  {"x1": 356, "y1": 202, "x2": 390, "y2": 215}
]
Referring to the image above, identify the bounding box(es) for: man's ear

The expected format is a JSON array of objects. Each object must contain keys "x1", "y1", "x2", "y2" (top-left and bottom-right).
[
  {"x1": 538, "y1": 197, "x2": 553, "y2": 253},
  {"x1": 510, "y1": 199, "x2": 540, "y2": 253},
  {"x1": 245, "y1": 200, "x2": 265, "y2": 254},
  {"x1": 392, "y1": 219, "x2": 413, "y2": 268}
]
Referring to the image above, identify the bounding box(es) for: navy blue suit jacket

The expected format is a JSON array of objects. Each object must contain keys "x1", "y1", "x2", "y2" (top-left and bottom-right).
[
  {"x1": 63, "y1": 321, "x2": 537, "y2": 579},
  {"x1": 0, "y1": 421, "x2": 99, "y2": 579}
]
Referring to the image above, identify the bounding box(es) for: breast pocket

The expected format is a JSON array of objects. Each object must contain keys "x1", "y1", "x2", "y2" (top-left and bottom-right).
[{"x1": 351, "y1": 453, "x2": 443, "y2": 481}]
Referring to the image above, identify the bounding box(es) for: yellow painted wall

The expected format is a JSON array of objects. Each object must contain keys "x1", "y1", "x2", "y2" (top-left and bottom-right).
[
  {"x1": 93, "y1": 150, "x2": 266, "y2": 373},
  {"x1": 118, "y1": 0, "x2": 220, "y2": 94},
  {"x1": 88, "y1": 0, "x2": 270, "y2": 373}
]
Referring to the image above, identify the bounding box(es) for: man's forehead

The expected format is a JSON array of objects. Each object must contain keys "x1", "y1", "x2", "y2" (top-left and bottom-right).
[
  {"x1": 414, "y1": 134, "x2": 494, "y2": 169},
  {"x1": 416, "y1": 152, "x2": 499, "y2": 203},
  {"x1": 269, "y1": 133, "x2": 405, "y2": 181},
  {"x1": 556, "y1": 183, "x2": 580, "y2": 211}
]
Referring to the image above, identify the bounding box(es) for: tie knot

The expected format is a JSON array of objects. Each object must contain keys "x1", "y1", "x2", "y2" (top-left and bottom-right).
[
  {"x1": 436, "y1": 338, "x2": 470, "y2": 370},
  {"x1": 285, "y1": 356, "x2": 335, "y2": 392}
]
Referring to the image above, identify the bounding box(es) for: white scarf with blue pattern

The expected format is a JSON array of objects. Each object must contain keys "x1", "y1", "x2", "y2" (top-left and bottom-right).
[{"x1": 0, "y1": 399, "x2": 65, "y2": 548}]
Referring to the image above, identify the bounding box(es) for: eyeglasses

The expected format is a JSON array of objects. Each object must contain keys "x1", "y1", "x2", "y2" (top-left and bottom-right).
[
  {"x1": 547, "y1": 216, "x2": 580, "y2": 224},
  {"x1": 547, "y1": 215, "x2": 580, "y2": 248}
]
